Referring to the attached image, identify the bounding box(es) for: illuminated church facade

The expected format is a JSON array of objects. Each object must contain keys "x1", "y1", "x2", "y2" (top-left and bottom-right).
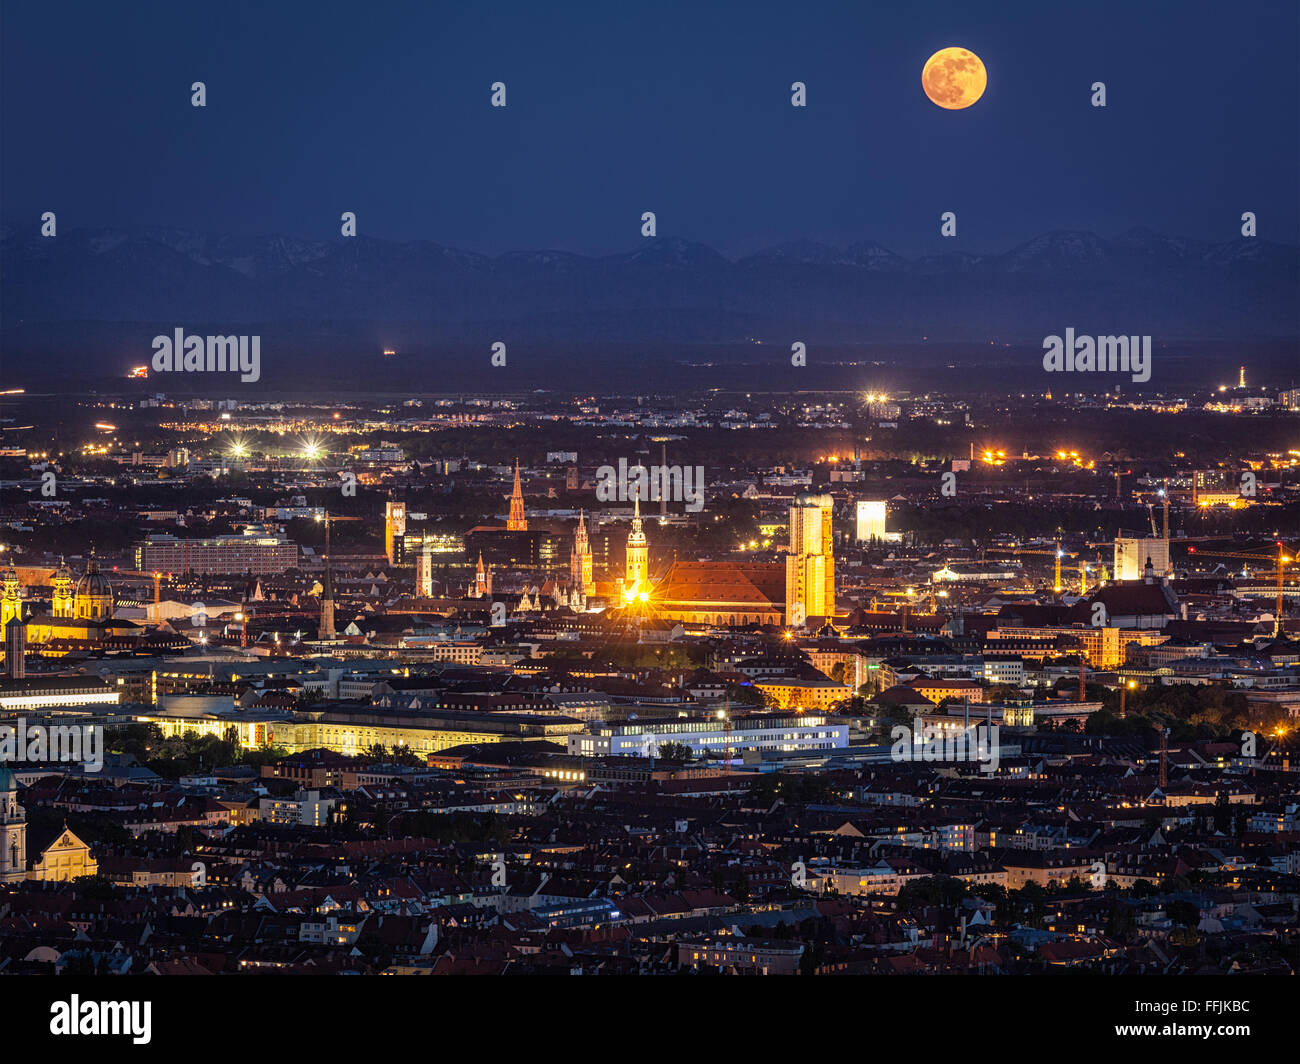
[
  {"x1": 15, "y1": 561, "x2": 139, "y2": 645},
  {"x1": 613, "y1": 494, "x2": 837, "y2": 630},
  {"x1": 0, "y1": 768, "x2": 98, "y2": 883}
]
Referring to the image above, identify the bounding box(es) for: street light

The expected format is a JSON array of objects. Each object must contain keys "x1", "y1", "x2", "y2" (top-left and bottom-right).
[{"x1": 1120, "y1": 679, "x2": 1137, "y2": 719}]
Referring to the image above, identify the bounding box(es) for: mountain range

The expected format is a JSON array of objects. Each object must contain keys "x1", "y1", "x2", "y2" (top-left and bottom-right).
[{"x1": 1, "y1": 226, "x2": 1296, "y2": 371}]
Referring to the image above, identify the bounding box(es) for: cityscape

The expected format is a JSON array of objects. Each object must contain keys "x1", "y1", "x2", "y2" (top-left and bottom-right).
[
  {"x1": 0, "y1": 0, "x2": 1297, "y2": 1034},
  {"x1": 0, "y1": 383, "x2": 1296, "y2": 982}
]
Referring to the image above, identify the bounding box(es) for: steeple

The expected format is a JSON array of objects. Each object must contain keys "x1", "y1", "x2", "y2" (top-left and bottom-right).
[
  {"x1": 507, "y1": 459, "x2": 528, "y2": 531},
  {"x1": 52, "y1": 558, "x2": 74, "y2": 618},
  {"x1": 630, "y1": 490, "x2": 645, "y2": 541},
  {"x1": 625, "y1": 489, "x2": 648, "y2": 597},
  {"x1": 0, "y1": 566, "x2": 20, "y2": 629},
  {"x1": 0, "y1": 765, "x2": 26, "y2": 884},
  {"x1": 571, "y1": 509, "x2": 593, "y2": 592}
]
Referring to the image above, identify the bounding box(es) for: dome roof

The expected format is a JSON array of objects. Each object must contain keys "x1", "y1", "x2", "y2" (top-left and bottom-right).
[{"x1": 76, "y1": 562, "x2": 113, "y2": 597}]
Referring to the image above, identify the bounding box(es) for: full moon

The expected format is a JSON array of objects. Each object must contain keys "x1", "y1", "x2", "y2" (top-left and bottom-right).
[{"x1": 922, "y1": 47, "x2": 987, "y2": 110}]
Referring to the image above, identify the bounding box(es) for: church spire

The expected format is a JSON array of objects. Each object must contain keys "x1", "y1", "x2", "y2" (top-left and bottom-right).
[
  {"x1": 507, "y1": 458, "x2": 528, "y2": 531},
  {"x1": 625, "y1": 487, "x2": 648, "y2": 597},
  {"x1": 571, "y1": 509, "x2": 593, "y2": 593}
]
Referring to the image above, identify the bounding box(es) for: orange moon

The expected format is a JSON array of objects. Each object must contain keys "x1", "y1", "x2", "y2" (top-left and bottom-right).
[{"x1": 922, "y1": 47, "x2": 987, "y2": 109}]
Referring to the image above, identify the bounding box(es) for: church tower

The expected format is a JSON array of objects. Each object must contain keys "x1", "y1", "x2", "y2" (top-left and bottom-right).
[
  {"x1": 6, "y1": 615, "x2": 27, "y2": 680},
  {"x1": 507, "y1": 459, "x2": 528, "y2": 531},
  {"x1": 416, "y1": 542, "x2": 434, "y2": 598},
  {"x1": 0, "y1": 768, "x2": 27, "y2": 884},
  {"x1": 0, "y1": 567, "x2": 20, "y2": 629},
  {"x1": 472, "y1": 553, "x2": 492, "y2": 598},
  {"x1": 571, "y1": 510, "x2": 593, "y2": 592},
  {"x1": 784, "y1": 493, "x2": 833, "y2": 627},
  {"x1": 625, "y1": 490, "x2": 648, "y2": 598},
  {"x1": 51, "y1": 560, "x2": 74, "y2": 619}
]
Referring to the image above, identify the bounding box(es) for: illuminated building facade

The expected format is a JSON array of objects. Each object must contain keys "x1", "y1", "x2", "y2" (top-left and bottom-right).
[
  {"x1": 507, "y1": 459, "x2": 528, "y2": 531},
  {"x1": 1113, "y1": 536, "x2": 1170, "y2": 581},
  {"x1": 855, "y1": 500, "x2": 887, "y2": 542},
  {"x1": 571, "y1": 510, "x2": 593, "y2": 593},
  {"x1": 650, "y1": 561, "x2": 785, "y2": 627},
  {"x1": 135, "y1": 707, "x2": 581, "y2": 756},
  {"x1": 385, "y1": 501, "x2": 407, "y2": 564},
  {"x1": 25, "y1": 563, "x2": 139, "y2": 646},
  {"x1": 135, "y1": 533, "x2": 299, "y2": 575},
  {"x1": 567, "y1": 711, "x2": 848, "y2": 758},
  {"x1": 785, "y1": 493, "x2": 834, "y2": 626},
  {"x1": 1, "y1": 567, "x2": 21, "y2": 629},
  {"x1": 624, "y1": 492, "x2": 648, "y2": 598}
]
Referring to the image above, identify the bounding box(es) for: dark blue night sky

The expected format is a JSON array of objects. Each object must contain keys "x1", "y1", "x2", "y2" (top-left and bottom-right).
[{"x1": 3, "y1": 0, "x2": 1297, "y2": 257}]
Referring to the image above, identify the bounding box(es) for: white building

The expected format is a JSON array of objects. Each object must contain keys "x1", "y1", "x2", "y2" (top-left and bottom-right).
[
  {"x1": 259, "y1": 789, "x2": 336, "y2": 827},
  {"x1": 567, "y1": 711, "x2": 848, "y2": 759},
  {"x1": 855, "y1": 500, "x2": 887, "y2": 542},
  {"x1": 982, "y1": 657, "x2": 1025, "y2": 686},
  {"x1": 1114, "y1": 536, "x2": 1169, "y2": 580}
]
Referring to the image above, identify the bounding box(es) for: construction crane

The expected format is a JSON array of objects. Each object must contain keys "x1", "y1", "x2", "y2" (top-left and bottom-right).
[
  {"x1": 313, "y1": 512, "x2": 364, "y2": 639},
  {"x1": 1186, "y1": 543, "x2": 1296, "y2": 637},
  {"x1": 1113, "y1": 469, "x2": 1132, "y2": 498},
  {"x1": 999, "y1": 545, "x2": 1078, "y2": 593},
  {"x1": 1085, "y1": 532, "x2": 1238, "y2": 549}
]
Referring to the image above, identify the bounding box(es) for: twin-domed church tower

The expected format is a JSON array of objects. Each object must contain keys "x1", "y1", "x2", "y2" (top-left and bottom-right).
[{"x1": 5, "y1": 559, "x2": 113, "y2": 624}]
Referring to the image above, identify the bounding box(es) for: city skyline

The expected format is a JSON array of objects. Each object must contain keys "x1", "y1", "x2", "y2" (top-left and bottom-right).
[{"x1": 0, "y1": 0, "x2": 1296, "y2": 1022}]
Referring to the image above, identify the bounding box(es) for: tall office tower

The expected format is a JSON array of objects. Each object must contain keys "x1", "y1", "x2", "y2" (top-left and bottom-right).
[
  {"x1": 571, "y1": 510, "x2": 594, "y2": 592},
  {"x1": 507, "y1": 459, "x2": 528, "y2": 531},
  {"x1": 5, "y1": 615, "x2": 26, "y2": 679},
  {"x1": 416, "y1": 543, "x2": 434, "y2": 598},
  {"x1": 625, "y1": 492, "x2": 648, "y2": 596},
  {"x1": 855, "y1": 500, "x2": 887, "y2": 542},
  {"x1": 785, "y1": 493, "x2": 834, "y2": 625},
  {"x1": 385, "y1": 501, "x2": 406, "y2": 565}
]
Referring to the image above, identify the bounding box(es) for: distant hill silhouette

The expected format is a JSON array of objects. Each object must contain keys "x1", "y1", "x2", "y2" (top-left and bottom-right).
[{"x1": 1, "y1": 225, "x2": 1295, "y2": 390}]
